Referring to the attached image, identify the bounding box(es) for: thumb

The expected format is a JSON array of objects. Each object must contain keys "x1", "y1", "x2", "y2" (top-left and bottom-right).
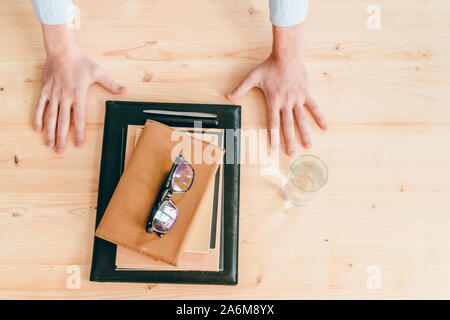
[
  {"x1": 95, "y1": 69, "x2": 126, "y2": 94},
  {"x1": 226, "y1": 71, "x2": 258, "y2": 100}
]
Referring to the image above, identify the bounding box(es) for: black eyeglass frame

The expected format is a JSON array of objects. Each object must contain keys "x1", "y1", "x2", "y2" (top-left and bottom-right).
[{"x1": 145, "y1": 155, "x2": 194, "y2": 236}]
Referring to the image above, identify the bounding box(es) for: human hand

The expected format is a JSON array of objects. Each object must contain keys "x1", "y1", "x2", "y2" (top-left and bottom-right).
[
  {"x1": 34, "y1": 24, "x2": 125, "y2": 153},
  {"x1": 226, "y1": 24, "x2": 327, "y2": 157}
]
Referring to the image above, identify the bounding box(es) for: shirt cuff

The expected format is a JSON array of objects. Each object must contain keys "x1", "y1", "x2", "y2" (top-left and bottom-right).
[
  {"x1": 269, "y1": 0, "x2": 309, "y2": 27},
  {"x1": 30, "y1": 0, "x2": 75, "y2": 25}
]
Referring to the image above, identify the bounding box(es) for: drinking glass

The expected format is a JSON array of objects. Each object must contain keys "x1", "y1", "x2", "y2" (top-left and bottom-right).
[{"x1": 282, "y1": 154, "x2": 328, "y2": 206}]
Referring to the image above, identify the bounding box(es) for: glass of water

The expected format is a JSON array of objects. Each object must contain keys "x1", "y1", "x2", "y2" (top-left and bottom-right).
[{"x1": 282, "y1": 154, "x2": 328, "y2": 206}]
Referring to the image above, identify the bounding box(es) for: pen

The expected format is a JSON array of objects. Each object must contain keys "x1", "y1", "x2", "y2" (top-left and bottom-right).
[{"x1": 142, "y1": 115, "x2": 219, "y2": 127}]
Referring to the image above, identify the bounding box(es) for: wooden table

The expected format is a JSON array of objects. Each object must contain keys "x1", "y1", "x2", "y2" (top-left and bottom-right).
[{"x1": 1, "y1": 0, "x2": 449, "y2": 299}]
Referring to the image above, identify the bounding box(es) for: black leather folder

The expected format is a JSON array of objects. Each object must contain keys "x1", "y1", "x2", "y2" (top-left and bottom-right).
[{"x1": 89, "y1": 101, "x2": 241, "y2": 285}]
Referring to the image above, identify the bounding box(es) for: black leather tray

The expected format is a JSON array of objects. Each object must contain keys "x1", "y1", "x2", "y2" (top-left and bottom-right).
[{"x1": 89, "y1": 101, "x2": 240, "y2": 285}]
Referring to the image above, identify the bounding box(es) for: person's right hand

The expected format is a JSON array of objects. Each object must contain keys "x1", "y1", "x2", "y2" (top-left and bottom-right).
[{"x1": 34, "y1": 24, "x2": 125, "y2": 153}]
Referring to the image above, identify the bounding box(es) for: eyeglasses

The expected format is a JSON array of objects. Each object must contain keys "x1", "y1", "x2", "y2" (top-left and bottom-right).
[{"x1": 146, "y1": 155, "x2": 194, "y2": 237}]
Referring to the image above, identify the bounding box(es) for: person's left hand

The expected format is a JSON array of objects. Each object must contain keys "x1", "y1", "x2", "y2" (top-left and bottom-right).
[{"x1": 226, "y1": 25, "x2": 327, "y2": 157}]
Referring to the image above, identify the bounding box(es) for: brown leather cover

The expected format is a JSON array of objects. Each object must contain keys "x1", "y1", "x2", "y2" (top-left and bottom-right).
[{"x1": 95, "y1": 120, "x2": 225, "y2": 266}]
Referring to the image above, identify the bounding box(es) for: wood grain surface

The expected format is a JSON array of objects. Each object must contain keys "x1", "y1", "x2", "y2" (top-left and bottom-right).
[{"x1": 0, "y1": 0, "x2": 449, "y2": 299}]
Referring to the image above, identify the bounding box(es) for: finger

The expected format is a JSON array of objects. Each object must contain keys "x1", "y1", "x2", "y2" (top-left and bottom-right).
[
  {"x1": 34, "y1": 92, "x2": 48, "y2": 132},
  {"x1": 55, "y1": 99, "x2": 72, "y2": 153},
  {"x1": 293, "y1": 104, "x2": 312, "y2": 149},
  {"x1": 73, "y1": 88, "x2": 87, "y2": 147},
  {"x1": 226, "y1": 70, "x2": 259, "y2": 100},
  {"x1": 95, "y1": 69, "x2": 126, "y2": 94},
  {"x1": 281, "y1": 107, "x2": 297, "y2": 157},
  {"x1": 305, "y1": 96, "x2": 327, "y2": 130},
  {"x1": 44, "y1": 98, "x2": 59, "y2": 148},
  {"x1": 267, "y1": 102, "x2": 280, "y2": 151}
]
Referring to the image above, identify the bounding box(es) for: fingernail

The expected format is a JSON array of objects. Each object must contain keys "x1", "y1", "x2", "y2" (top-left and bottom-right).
[
  {"x1": 56, "y1": 146, "x2": 65, "y2": 153},
  {"x1": 75, "y1": 140, "x2": 84, "y2": 147},
  {"x1": 46, "y1": 140, "x2": 54, "y2": 147},
  {"x1": 288, "y1": 148, "x2": 295, "y2": 157},
  {"x1": 116, "y1": 85, "x2": 126, "y2": 94},
  {"x1": 305, "y1": 142, "x2": 312, "y2": 149}
]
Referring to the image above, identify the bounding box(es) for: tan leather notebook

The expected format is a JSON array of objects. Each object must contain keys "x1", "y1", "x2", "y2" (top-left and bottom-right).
[{"x1": 95, "y1": 120, "x2": 225, "y2": 266}]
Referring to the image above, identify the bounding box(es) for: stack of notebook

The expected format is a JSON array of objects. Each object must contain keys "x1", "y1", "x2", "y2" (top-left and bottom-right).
[
  {"x1": 90, "y1": 101, "x2": 240, "y2": 285},
  {"x1": 114, "y1": 124, "x2": 225, "y2": 271}
]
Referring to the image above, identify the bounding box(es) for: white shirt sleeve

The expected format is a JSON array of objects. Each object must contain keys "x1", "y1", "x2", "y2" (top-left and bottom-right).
[
  {"x1": 269, "y1": 0, "x2": 309, "y2": 27},
  {"x1": 30, "y1": 0, "x2": 75, "y2": 25}
]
